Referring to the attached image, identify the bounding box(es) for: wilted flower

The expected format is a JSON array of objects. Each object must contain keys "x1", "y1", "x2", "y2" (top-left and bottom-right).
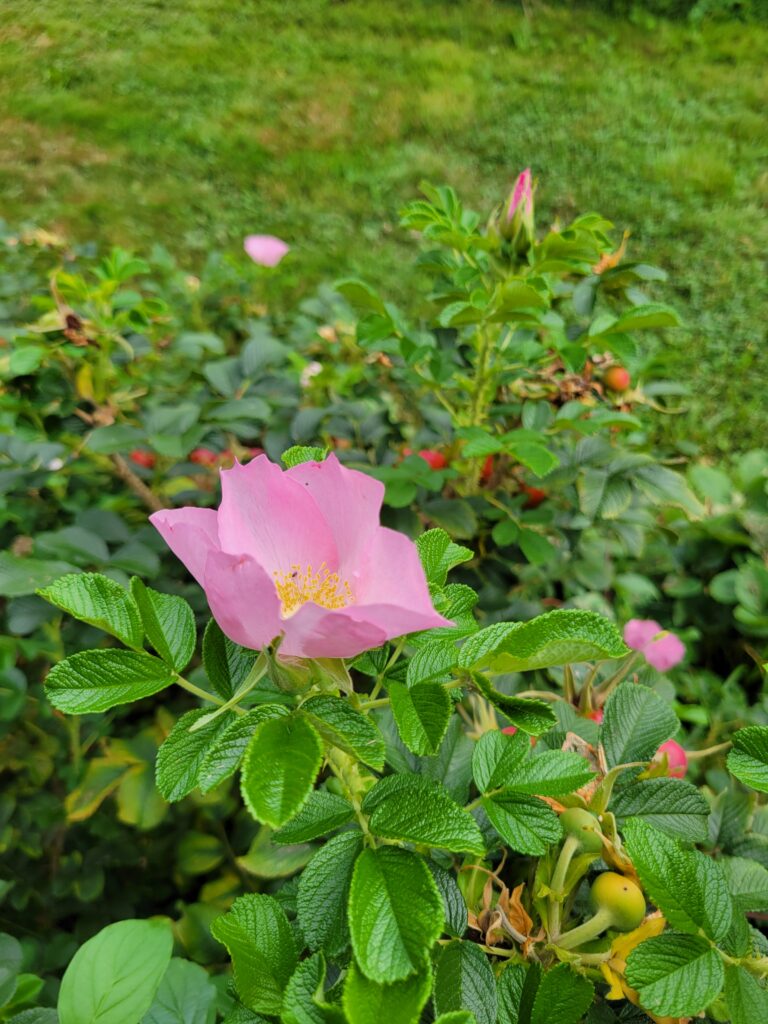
[
  {"x1": 623, "y1": 619, "x2": 685, "y2": 672},
  {"x1": 150, "y1": 455, "x2": 450, "y2": 659},
  {"x1": 244, "y1": 234, "x2": 289, "y2": 267}
]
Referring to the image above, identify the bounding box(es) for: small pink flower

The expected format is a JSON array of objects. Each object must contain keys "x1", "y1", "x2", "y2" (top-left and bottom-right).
[
  {"x1": 654, "y1": 739, "x2": 688, "y2": 778},
  {"x1": 507, "y1": 168, "x2": 533, "y2": 222},
  {"x1": 150, "y1": 455, "x2": 451, "y2": 659},
  {"x1": 244, "y1": 234, "x2": 289, "y2": 267},
  {"x1": 623, "y1": 618, "x2": 685, "y2": 672}
]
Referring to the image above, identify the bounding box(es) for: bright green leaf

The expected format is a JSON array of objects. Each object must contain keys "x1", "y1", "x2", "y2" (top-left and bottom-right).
[
  {"x1": 389, "y1": 680, "x2": 452, "y2": 756},
  {"x1": 301, "y1": 695, "x2": 385, "y2": 771},
  {"x1": 155, "y1": 708, "x2": 235, "y2": 802},
  {"x1": 483, "y1": 794, "x2": 562, "y2": 855},
  {"x1": 46, "y1": 650, "x2": 175, "y2": 714},
  {"x1": 625, "y1": 932, "x2": 724, "y2": 1018},
  {"x1": 39, "y1": 572, "x2": 143, "y2": 649},
  {"x1": 130, "y1": 579, "x2": 196, "y2": 671},
  {"x1": 297, "y1": 831, "x2": 364, "y2": 959},
  {"x1": 601, "y1": 683, "x2": 678, "y2": 768},
  {"x1": 240, "y1": 714, "x2": 323, "y2": 828},
  {"x1": 432, "y1": 940, "x2": 497, "y2": 1024}
]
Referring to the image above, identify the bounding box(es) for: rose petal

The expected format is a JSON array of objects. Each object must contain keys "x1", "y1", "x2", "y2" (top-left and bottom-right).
[
  {"x1": 355, "y1": 526, "x2": 451, "y2": 625},
  {"x1": 203, "y1": 549, "x2": 283, "y2": 651},
  {"x1": 643, "y1": 632, "x2": 685, "y2": 672},
  {"x1": 623, "y1": 618, "x2": 664, "y2": 652},
  {"x1": 149, "y1": 507, "x2": 220, "y2": 587},
  {"x1": 280, "y1": 601, "x2": 389, "y2": 659}
]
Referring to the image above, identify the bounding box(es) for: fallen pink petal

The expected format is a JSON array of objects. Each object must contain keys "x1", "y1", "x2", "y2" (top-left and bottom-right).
[
  {"x1": 150, "y1": 454, "x2": 451, "y2": 659},
  {"x1": 244, "y1": 233, "x2": 290, "y2": 267}
]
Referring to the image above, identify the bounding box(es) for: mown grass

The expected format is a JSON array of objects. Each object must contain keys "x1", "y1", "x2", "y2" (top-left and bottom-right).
[{"x1": 0, "y1": 1, "x2": 766, "y2": 450}]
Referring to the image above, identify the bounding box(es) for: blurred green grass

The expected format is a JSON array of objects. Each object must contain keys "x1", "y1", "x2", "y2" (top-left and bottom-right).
[{"x1": 0, "y1": 0, "x2": 765, "y2": 451}]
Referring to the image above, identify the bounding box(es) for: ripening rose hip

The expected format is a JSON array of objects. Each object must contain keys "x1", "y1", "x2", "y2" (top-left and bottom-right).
[
  {"x1": 403, "y1": 448, "x2": 448, "y2": 470},
  {"x1": 129, "y1": 450, "x2": 155, "y2": 469},
  {"x1": 586, "y1": 708, "x2": 604, "y2": 724},
  {"x1": 604, "y1": 366, "x2": 631, "y2": 393},
  {"x1": 522, "y1": 485, "x2": 547, "y2": 509},
  {"x1": 190, "y1": 448, "x2": 218, "y2": 467},
  {"x1": 480, "y1": 455, "x2": 494, "y2": 483}
]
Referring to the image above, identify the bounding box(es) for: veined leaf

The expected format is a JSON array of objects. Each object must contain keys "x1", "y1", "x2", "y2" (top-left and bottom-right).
[
  {"x1": 45, "y1": 649, "x2": 174, "y2": 714},
  {"x1": 39, "y1": 572, "x2": 143, "y2": 649},
  {"x1": 728, "y1": 727, "x2": 768, "y2": 793},
  {"x1": 625, "y1": 932, "x2": 724, "y2": 1018},
  {"x1": 240, "y1": 714, "x2": 323, "y2": 828},
  {"x1": 389, "y1": 680, "x2": 452, "y2": 756}
]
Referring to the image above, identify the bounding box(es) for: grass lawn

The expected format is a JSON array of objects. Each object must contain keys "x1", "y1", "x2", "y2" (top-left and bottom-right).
[{"x1": 0, "y1": 1, "x2": 765, "y2": 451}]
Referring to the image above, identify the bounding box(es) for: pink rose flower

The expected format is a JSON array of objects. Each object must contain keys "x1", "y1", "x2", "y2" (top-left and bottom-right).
[
  {"x1": 623, "y1": 618, "x2": 685, "y2": 672},
  {"x1": 243, "y1": 234, "x2": 289, "y2": 267},
  {"x1": 150, "y1": 455, "x2": 451, "y2": 659}
]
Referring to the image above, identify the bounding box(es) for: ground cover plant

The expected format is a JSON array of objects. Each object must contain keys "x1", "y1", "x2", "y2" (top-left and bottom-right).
[
  {"x1": 1, "y1": 162, "x2": 767, "y2": 1023},
  {"x1": 0, "y1": 1, "x2": 767, "y2": 452}
]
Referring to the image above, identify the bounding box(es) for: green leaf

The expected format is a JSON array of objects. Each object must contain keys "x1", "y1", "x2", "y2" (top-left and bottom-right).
[
  {"x1": 406, "y1": 641, "x2": 459, "y2": 686},
  {"x1": 362, "y1": 775, "x2": 485, "y2": 855},
  {"x1": 349, "y1": 847, "x2": 443, "y2": 983},
  {"x1": 503, "y1": 750, "x2": 596, "y2": 797},
  {"x1": 240, "y1": 714, "x2": 323, "y2": 827},
  {"x1": 130, "y1": 579, "x2": 195, "y2": 672},
  {"x1": 428, "y1": 862, "x2": 468, "y2": 938},
  {"x1": 472, "y1": 731, "x2": 529, "y2": 792},
  {"x1": 622, "y1": 819, "x2": 734, "y2": 943},
  {"x1": 496, "y1": 963, "x2": 529, "y2": 1024},
  {"x1": 721, "y1": 856, "x2": 768, "y2": 913},
  {"x1": 389, "y1": 680, "x2": 452, "y2": 755},
  {"x1": 517, "y1": 529, "x2": 557, "y2": 566},
  {"x1": 197, "y1": 704, "x2": 288, "y2": 793},
  {"x1": 298, "y1": 831, "x2": 363, "y2": 959},
  {"x1": 57, "y1": 918, "x2": 173, "y2": 1024},
  {"x1": 273, "y1": 790, "x2": 355, "y2": 844},
  {"x1": 155, "y1": 708, "x2": 235, "y2": 802},
  {"x1": 343, "y1": 960, "x2": 431, "y2": 1024},
  {"x1": 142, "y1": 958, "x2": 217, "y2": 1024},
  {"x1": 725, "y1": 964, "x2": 768, "y2": 1024},
  {"x1": 505, "y1": 441, "x2": 558, "y2": 479},
  {"x1": 335, "y1": 278, "x2": 388, "y2": 315},
  {"x1": 46, "y1": 650, "x2": 175, "y2": 714},
  {"x1": 625, "y1": 932, "x2": 724, "y2": 1018},
  {"x1": 416, "y1": 529, "x2": 473, "y2": 587},
  {"x1": 7, "y1": 1010, "x2": 59, "y2": 1024},
  {"x1": 203, "y1": 620, "x2": 258, "y2": 700},
  {"x1": 210, "y1": 896, "x2": 296, "y2": 1015},
  {"x1": 611, "y1": 777, "x2": 710, "y2": 842},
  {"x1": 39, "y1": 572, "x2": 143, "y2": 649},
  {"x1": 600, "y1": 683, "x2": 678, "y2": 768},
  {"x1": 602, "y1": 302, "x2": 681, "y2": 334},
  {"x1": 529, "y1": 964, "x2": 594, "y2": 1024},
  {"x1": 0, "y1": 553, "x2": 78, "y2": 597},
  {"x1": 469, "y1": 674, "x2": 556, "y2": 736},
  {"x1": 281, "y1": 445, "x2": 329, "y2": 468},
  {"x1": 433, "y1": 1015, "x2": 477, "y2": 1024},
  {"x1": 281, "y1": 954, "x2": 343, "y2": 1024},
  {"x1": 236, "y1": 827, "x2": 313, "y2": 880},
  {"x1": 728, "y1": 727, "x2": 768, "y2": 793},
  {"x1": 459, "y1": 610, "x2": 628, "y2": 674},
  {"x1": 0, "y1": 932, "x2": 22, "y2": 1006},
  {"x1": 483, "y1": 793, "x2": 562, "y2": 855},
  {"x1": 301, "y1": 695, "x2": 385, "y2": 770},
  {"x1": 432, "y1": 940, "x2": 497, "y2": 1024}
]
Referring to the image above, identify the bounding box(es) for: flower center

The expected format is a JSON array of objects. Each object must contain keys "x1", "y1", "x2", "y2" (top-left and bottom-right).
[{"x1": 273, "y1": 562, "x2": 353, "y2": 618}]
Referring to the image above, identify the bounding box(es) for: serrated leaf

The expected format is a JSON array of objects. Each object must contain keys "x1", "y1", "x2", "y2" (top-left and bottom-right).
[
  {"x1": 343, "y1": 959, "x2": 431, "y2": 1024},
  {"x1": 505, "y1": 441, "x2": 558, "y2": 479},
  {"x1": 503, "y1": 749, "x2": 596, "y2": 797},
  {"x1": 142, "y1": 957, "x2": 217, "y2": 1024},
  {"x1": 625, "y1": 932, "x2": 724, "y2": 1018},
  {"x1": 362, "y1": 775, "x2": 485, "y2": 855},
  {"x1": 155, "y1": 708, "x2": 235, "y2": 802},
  {"x1": 298, "y1": 831, "x2": 363, "y2": 959},
  {"x1": 600, "y1": 683, "x2": 678, "y2": 768},
  {"x1": 470, "y1": 674, "x2": 556, "y2": 736},
  {"x1": 728, "y1": 727, "x2": 768, "y2": 793},
  {"x1": 459, "y1": 610, "x2": 628, "y2": 673},
  {"x1": 240, "y1": 714, "x2": 323, "y2": 827},
  {"x1": 530, "y1": 963, "x2": 594, "y2": 1024},
  {"x1": 416, "y1": 529, "x2": 473, "y2": 587},
  {"x1": 622, "y1": 819, "x2": 734, "y2": 943},
  {"x1": 406, "y1": 641, "x2": 459, "y2": 686},
  {"x1": 721, "y1": 856, "x2": 768, "y2": 913},
  {"x1": 197, "y1": 705, "x2": 289, "y2": 793},
  {"x1": 281, "y1": 953, "x2": 343, "y2": 1024},
  {"x1": 611, "y1": 777, "x2": 710, "y2": 842},
  {"x1": 301, "y1": 695, "x2": 385, "y2": 770},
  {"x1": 725, "y1": 964, "x2": 768, "y2": 1024},
  {"x1": 203, "y1": 620, "x2": 258, "y2": 700},
  {"x1": 427, "y1": 862, "x2": 468, "y2": 938},
  {"x1": 496, "y1": 963, "x2": 529, "y2": 1024},
  {"x1": 39, "y1": 572, "x2": 143, "y2": 649},
  {"x1": 432, "y1": 940, "x2": 497, "y2": 1024},
  {"x1": 45, "y1": 649, "x2": 174, "y2": 714},
  {"x1": 130, "y1": 578, "x2": 195, "y2": 672},
  {"x1": 389, "y1": 680, "x2": 452, "y2": 755},
  {"x1": 57, "y1": 919, "x2": 172, "y2": 1024},
  {"x1": 210, "y1": 894, "x2": 297, "y2": 1016},
  {"x1": 483, "y1": 793, "x2": 562, "y2": 855},
  {"x1": 349, "y1": 847, "x2": 443, "y2": 983},
  {"x1": 472, "y1": 730, "x2": 530, "y2": 793},
  {"x1": 273, "y1": 790, "x2": 355, "y2": 844}
]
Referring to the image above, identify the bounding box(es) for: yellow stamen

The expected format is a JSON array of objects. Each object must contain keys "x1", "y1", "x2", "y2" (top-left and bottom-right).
[{"x1": 273, "y1": 562, "x2": 353, "y2": 617}]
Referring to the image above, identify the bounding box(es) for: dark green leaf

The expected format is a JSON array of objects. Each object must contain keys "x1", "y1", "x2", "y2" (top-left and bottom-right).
[
  {"x1": 46, "y1": 650, "x2": 174, "y2": 714},
  {"x1": 130, "y1": 579, "x2": 196, "y2": 672},
  {"x1": 155, "y1": 708, "x2": 235, "y2": 802},
  {"x1": 728, "y1": 727, "x2": 768, "y2": 793},
  {"x1": 600, "y1": 684, "x2": 678, "y2": 768},
  {"x1": 483, "y1": 794, "x2": 562, "y2": 855},
  {"x1": 389, "y1": 681, "x2": 452, "y2": 756},
  {"x1": 298, "y1": 831, "x2": 363, "y2": 959},
  {"x1": 197, "y1": 705, "x2": 289, "y2": 793},
  {"x1": 432, "y1": 940, "x2": 497, "y2": 1024},
  {"x1": 273, "y1": 790, "x2": 355, "y2": 845},
  {"x1": 302, "y1": 696, "x2": 385, "y2": 771},
  {"x1": 240, "y1": 714, "x2": 324, "y2": 827}
]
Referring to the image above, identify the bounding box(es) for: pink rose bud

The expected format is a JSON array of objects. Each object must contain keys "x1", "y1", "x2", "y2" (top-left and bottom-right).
[
  {"x1": 151, "y1": 454, "x2": 451, "y2": 659},
  {"x1": 623, "y1": 618, "x2": 685, "y2": 672},
  {"x1": 501, "y1": 168, "x2": 535, "y2": 252},
  {"x1": 655, "y1": 739, "x2": 688, "y2": 779},
  {"x1": 244, "y1": 234, "x2": 289, "y2": 267}
]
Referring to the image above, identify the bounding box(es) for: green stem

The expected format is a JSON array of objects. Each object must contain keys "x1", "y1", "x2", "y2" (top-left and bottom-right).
[
  {"x1": 556, "y1": 907, "x2": 613, "y2": 950},
  {"x1": 594, "y1": 653, "x2": 641, "y2": 698},
  {"x1": 686, "y1": 740, "x2": 732, "y2": 761},
  {"x1": 175, "y1": 675, "x2": 225, "y2": 705},
  {"x1": 548, "y1": 834, "x2": 579, "y2": 939},
  {"x1": 188, "y1": 653, "x2": 268, "y2": 730}
]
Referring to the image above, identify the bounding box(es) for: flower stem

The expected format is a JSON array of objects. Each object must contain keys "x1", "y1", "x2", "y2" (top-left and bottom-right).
[
  {"x1": 556, "y1": 907, "x2": 613, "y2": 950},
  {"x1": 175, "y1": 675, "x2": 225, "y2": 706},
  {"x1": 548, "y1": 834, "x2": 579, "y2": 939},
  {"x1": 686, "y1": 740, "x2": 732, "y2": 761}
]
